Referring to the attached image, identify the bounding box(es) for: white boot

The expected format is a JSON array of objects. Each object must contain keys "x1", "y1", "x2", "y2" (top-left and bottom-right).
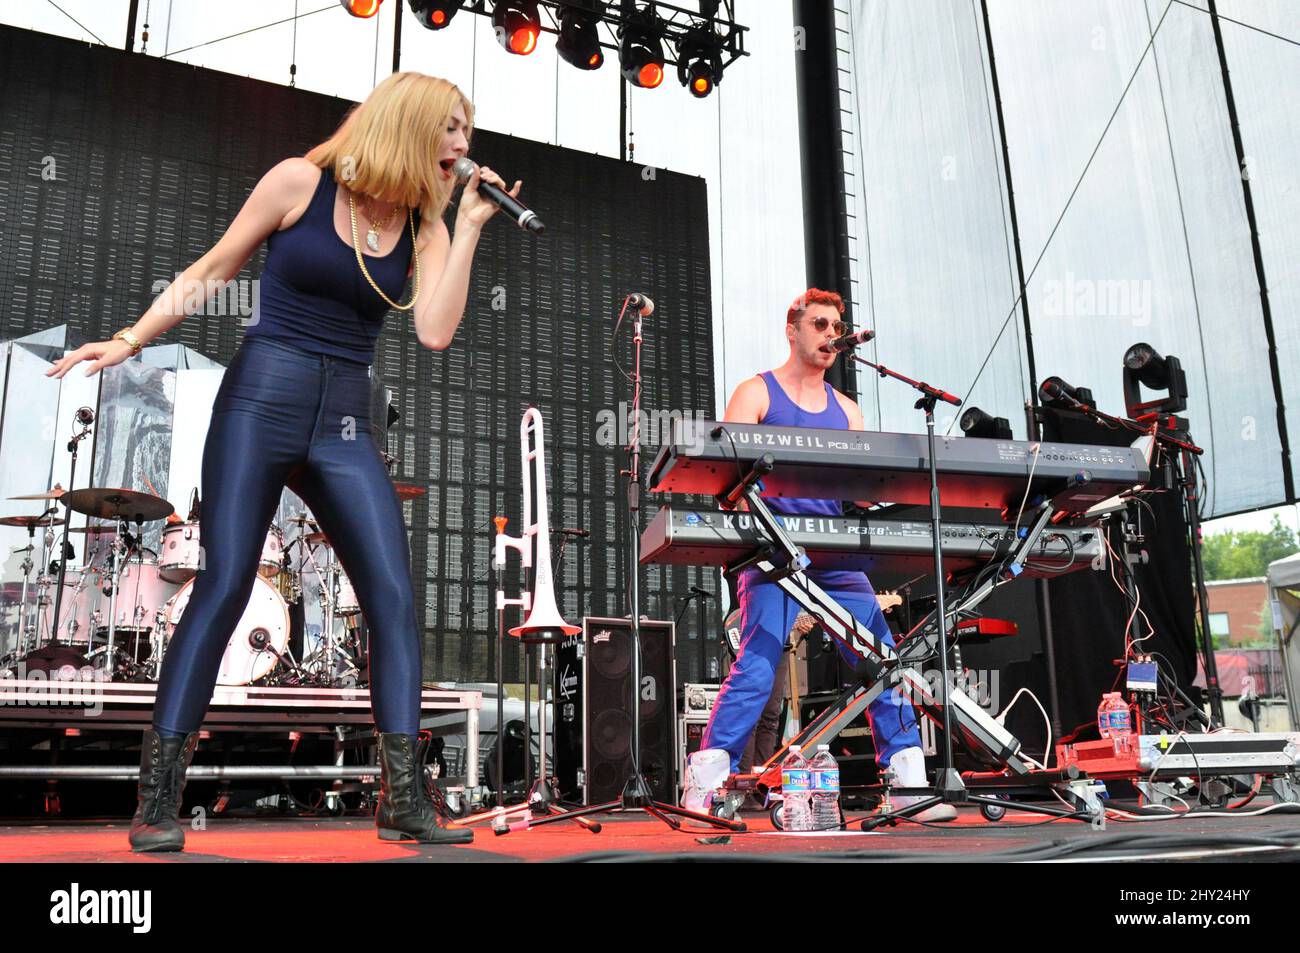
[
  {"x1": 883, "y1": 747, "x2": 957, "y2": 823},
  {"x1": 681, "y1": 748, "x2": 731, "y2": 826}
]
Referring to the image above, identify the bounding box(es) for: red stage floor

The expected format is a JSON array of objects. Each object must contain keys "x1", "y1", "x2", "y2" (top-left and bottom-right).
[{"x1": 3, "y1": 806, "x2": 1298, "y2": 863}]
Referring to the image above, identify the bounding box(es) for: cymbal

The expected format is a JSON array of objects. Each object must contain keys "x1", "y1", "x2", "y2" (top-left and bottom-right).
[
  {"x1": 60, "y1": 488, "x2": 175, "y2": 522},
  {"x1": 68, "y1": 524, "x2": 120, "y2": 535},
  {"x1": 392, "y1": 481, "x2": 426, "y2": 501},
  {"x1": 287, "y1": 514, "x2": 319, "y2": 525},
  {"x1": 303, "y1": 531, "x2": 330, "y2": 546},
  {"x1": 8, "y1": 488, "x2": 64, "y2": 501},
  {"x1": 0, "y1": 514, "x2": 64, "y2": 528}
]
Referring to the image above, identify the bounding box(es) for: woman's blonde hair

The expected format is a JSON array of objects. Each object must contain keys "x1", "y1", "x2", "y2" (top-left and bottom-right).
[{"x1": 305, "y1": 71, "x2": 473, "y2": 225}]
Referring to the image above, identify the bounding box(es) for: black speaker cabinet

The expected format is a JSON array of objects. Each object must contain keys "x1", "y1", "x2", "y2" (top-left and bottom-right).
[{"x1": 554, "y1": 616, "x2": 677, "y2": 805}]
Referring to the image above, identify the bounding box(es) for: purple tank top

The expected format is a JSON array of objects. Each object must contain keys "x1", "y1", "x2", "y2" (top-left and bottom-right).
[{"x1": 245, "y1": 166, "x2": 421, "y2": 365}]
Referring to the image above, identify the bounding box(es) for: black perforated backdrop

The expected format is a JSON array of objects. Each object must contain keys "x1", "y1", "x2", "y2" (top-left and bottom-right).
[{"x1": 0, "y1": 26, "x2": 720, "y2": 684}]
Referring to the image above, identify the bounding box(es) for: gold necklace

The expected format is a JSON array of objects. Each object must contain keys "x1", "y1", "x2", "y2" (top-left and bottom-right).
[
  {"x1": 348, "y1": 192, "x2": 421, "y2": 311},
  {"x1": 360, "y1": 197, "x2": 401, "y2": 253}
]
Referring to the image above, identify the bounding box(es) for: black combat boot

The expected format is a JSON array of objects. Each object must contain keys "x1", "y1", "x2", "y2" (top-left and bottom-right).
[
  {"x1": 129, "y1": 729, "x2": 199, "y2": 852},
  {"x1": 375, "y1": 733, "x2": 473, "y2": 844}
]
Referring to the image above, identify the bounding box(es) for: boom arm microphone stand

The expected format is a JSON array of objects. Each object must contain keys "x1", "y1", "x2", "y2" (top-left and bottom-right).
[
  {"x1": 847, "y1": 354, "x2": 973, "y2": 820},
  {"x1": 489, "y1": 295, "x2": 744, "y2": 835}
]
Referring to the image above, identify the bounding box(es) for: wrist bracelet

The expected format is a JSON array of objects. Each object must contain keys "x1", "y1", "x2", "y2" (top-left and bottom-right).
[{"x1": 112, "y1": 329, "x2": 143, "y2": 355}]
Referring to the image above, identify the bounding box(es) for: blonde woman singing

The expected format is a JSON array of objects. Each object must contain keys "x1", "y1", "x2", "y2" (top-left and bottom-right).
[{"x1": 50, "y1": 72, "x2": 521, "y2": 850}]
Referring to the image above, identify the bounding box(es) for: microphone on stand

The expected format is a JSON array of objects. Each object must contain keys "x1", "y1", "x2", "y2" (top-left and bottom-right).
[
  {"x1": 452, "y1": 158, "x2": 544, "y2": 234},
  {"x1": 558, "y1": 527, "x2": 590, "y2": 538},
  {"x1": 1040, "y1": 377, "x2": 1090, "y2": 409},
  {"x1": 75, "y1": 406, "x2": 96, "y2": 425},
  {"x1": 819, "y1": 328, "x2": 875, "y2": 354},
  {"x1": 626, "y1": 293, "x2": 655, "y2": 317}
]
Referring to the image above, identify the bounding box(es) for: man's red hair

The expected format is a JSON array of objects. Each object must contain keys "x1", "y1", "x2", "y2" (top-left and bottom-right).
[{"x1": 787, "y1": 288, "x2": 845, "y2": 324}]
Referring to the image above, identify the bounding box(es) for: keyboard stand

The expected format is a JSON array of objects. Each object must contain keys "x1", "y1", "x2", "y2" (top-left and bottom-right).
[{"x1": 712, "y1": 470, "x2": 1097, "y2": 827}]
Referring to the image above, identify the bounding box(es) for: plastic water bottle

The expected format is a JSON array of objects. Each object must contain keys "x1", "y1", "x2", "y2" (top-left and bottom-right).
[
  {"x1": 809, "y1": 744, "x2": 841, "y2": 831},
  {"x1": 780, "y1": 745, "x2": 812, "y2": 832},
  {"x1": 1097, "y1": 692, "x2": 1133, "y2": 755}
]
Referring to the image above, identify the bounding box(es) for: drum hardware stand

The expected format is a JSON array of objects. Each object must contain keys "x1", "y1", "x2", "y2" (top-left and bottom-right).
[
  {"x1": 34, "y1": 516, "x2": 59, "y2": 650},
  {"x1": 49, "y1": 414, "x2": 93, "y2": 653},
  {"x1": 97, "y1": 515, "x2": 145, "y2": 679},
  {"x1": 6, "y1": 517, "x2": 47, "y2": 663},
  {"x1": 288, "y1": 525, "x2": 361, "y2": 687}
]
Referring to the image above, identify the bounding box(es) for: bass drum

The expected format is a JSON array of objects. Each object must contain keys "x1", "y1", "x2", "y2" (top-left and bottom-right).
[{"x1": 163, "y1": 575, "x2": 289, "y2": 685}]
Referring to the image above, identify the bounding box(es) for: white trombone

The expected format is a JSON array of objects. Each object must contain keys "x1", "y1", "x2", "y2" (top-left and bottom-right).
[
  {"x1": 458, "y1": 408, "x2": 594, "y2": 833},
  {"x1": 499, "y1": 407, "x2": 580, "y2": 640}
]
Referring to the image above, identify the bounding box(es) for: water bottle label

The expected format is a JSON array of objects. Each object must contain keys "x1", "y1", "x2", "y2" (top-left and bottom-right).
[
  {"x1": 812, "y1": 769, "x2": 840, "y2": 792},
  {"x1": 782, "y1": 769, "x2": 811, "y2": 792},
  {"x1": 1110, "y1": 708, "x2": 1129, "y2": 733}
]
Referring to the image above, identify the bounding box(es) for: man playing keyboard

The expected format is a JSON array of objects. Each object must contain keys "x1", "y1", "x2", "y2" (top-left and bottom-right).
[{"x1": 684, "y1": 288, "x2": 956, "y2": 824}]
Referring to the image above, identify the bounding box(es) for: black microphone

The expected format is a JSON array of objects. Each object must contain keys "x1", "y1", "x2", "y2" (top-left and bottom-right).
[
  {"x1": 75, "y1": 406, "x2": 95, "y2": 425},
  {"x1": 558, "y1": 527, "x2": 590, "y2": 538},
  {"x1": 452, "y1": 158, "x2": 544, "y2": 235},
  {"x1": 626, "y1": 293, "x2": 655, "y2": 317},
  {"x1": 819, "y1": 328, "x2": 875, "y2": 354},
  {"x1": 1040, "y1": 377, "x2": 1087, "y2": 409},
  {"x1": 690, "y1": 586, "x2": 713, "y2": 599}
]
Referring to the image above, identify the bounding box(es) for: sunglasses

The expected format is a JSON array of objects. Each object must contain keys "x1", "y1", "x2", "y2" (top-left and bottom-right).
[{"x1": 800, "y1": 316, "x2": 848, "y2": 335}]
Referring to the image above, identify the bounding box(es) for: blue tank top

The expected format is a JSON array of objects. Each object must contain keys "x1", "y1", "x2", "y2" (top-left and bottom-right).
[
  {"x1": 759, "y1": 371, "x2": 847, "y2": 517},
  {"x1": 741, "y1": 372, "x2": 874, "y2": 594},
  {"x1": 245, "y1": 165, "x2": 421, "y2": 365}
]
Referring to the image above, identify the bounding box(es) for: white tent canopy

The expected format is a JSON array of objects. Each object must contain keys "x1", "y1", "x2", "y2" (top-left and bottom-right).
[{"x1": 1266, "y1": 552, "x2": 1300, "y2": 729}]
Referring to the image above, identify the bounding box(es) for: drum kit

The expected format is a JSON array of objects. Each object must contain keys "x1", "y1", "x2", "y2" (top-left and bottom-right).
[{"x1": 0, "y1": 476, "x2": 425, "y2": 688}]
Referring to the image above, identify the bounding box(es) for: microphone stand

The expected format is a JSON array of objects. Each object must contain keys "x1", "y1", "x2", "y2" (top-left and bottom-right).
[
  {"x1": 848, "y1": 354, "x2": 969, "y2": 814},
  {"x1": 490, "y1": 296, "x2": 744, "y2": 835}
]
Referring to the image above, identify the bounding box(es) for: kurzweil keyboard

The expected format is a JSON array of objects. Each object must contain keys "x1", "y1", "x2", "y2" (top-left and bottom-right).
[
  {"x1": 648, "y1": 420, "x2": 1150, "y2": 513},
  {"x1": 640, "y1": 506, "x2": 1100, "y2": 574}
]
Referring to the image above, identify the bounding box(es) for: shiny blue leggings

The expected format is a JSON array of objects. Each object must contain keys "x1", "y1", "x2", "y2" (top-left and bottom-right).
[
  {"x1": 152, "y1": 337, "x2": 421, "y2": 736},
  {"x1": 702, "y1": 576, "x2": 922, "y2": 773}
]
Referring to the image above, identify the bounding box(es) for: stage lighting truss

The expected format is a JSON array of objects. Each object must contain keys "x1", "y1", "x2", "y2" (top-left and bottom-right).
[{"x1": 406, "y1": 0, "x2": 747, "y2": 89}]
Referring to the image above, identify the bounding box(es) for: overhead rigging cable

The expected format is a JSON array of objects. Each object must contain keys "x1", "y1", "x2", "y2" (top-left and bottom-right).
[
  {"x1": 45, "y1": 0, "x2": 107, "y2": 45},
  {"x1": 1171, "y1": 0, "x2": 1300, "y2": 48},
  {"x1": 945, "y1": 0, "x2": 1178, "y2": 435},
  {"x1": 163, "y1": 4, "x2": 334, "y2": 59}
]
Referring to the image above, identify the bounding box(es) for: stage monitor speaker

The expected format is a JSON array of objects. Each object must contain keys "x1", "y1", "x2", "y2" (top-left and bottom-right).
[{"x1": 554, "y1": 616, "x2": 677, "y2": 805}]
